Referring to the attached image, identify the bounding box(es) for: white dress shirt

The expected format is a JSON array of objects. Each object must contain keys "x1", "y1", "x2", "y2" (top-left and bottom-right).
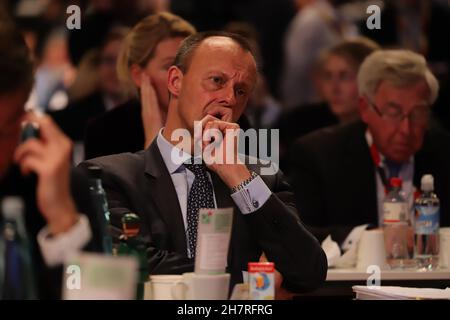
[{"x1": 156, "y1": 128, "x2": 272, "y2": 256}]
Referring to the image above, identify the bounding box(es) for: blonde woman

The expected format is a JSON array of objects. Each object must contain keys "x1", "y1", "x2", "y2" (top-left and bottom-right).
[{"x1": 85, "y1": 12, "x2": 196, "y2": 159}]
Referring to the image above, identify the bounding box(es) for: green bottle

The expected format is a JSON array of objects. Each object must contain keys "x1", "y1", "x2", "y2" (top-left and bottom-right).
[
  {"x1": 87, "y1": 166, "x2": 113, "y2": 254},
  {"x1": 117, "y1": 213, "x2": 148, "y2": 300}
]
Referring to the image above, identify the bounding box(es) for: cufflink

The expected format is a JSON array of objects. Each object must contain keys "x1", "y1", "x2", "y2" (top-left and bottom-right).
[{"x1": 252, "y1": 200, "x2": 259, "y2": 208}]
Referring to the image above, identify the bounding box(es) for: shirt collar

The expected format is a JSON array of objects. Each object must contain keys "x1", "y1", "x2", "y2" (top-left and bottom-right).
[{"x1": 156, "y1": 128, "x2": 192, "y2": 174}]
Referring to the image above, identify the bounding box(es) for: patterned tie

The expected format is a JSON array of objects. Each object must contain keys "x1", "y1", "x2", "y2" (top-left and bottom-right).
[{"x1": 184, "y1": 161, "x2": 215, "y2": 258}]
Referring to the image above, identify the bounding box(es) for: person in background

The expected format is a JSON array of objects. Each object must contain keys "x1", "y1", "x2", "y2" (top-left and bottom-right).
[
  {"x1": 281, "y1": 0, "x2": 357, "y2": 109},
  {"x1": 0, "y1": 23, "x2": 102, "y2": 299},
  {"x1": 49, "y1": 26, "x2": 129, "y2": 163},
  {"x1": 25, "y1": 28, "x2": 76, "y2": 112},
  {"x1": 278, "y1": 38, "x2": 379, "y2": 172},
  {"x1": 84, "y1": 12, "x2": 196, "y2": 159},
  {"x1": 289, "y1": 49, "x2": 450, "y2": 245},
  {"x1": 359, "y1": 0, "x2": 450, "y2": 132},
  {"x1": 224, "y1": 21, "x2": 282, "y2": 130}
]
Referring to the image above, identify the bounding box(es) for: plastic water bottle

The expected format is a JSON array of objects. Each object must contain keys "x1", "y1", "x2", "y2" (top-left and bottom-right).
[
  {"x1": 87, "y1": 166, "x2": 113, "y2": 254},
  {"x1": 0, "y1": 197, "x2": 36, "y2": 299},
  {"x1": 383, "y1": 177, "x2": 413, "y2": 269},
  {"x1": 414, "y1": 174, "x2": 440, "y2": 270}
]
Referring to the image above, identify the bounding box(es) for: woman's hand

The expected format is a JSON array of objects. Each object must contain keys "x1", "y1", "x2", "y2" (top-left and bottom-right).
[{"x1": 141, "y1": 73, "x2": 164, "y2": 148}]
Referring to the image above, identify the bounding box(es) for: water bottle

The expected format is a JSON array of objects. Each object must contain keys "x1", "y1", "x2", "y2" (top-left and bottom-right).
[
  {"x1": 87, "y1": 166, "x2": 113, "y2": 254},
  {"x1": 414, "y1": 174, "x2": 440, "y2": 270},
  {"x1": 0, "y1": 196, "x2": 36, "y2": 299},
  {"x1": 383, "y1": 177, "x2": 413, "y2": 269}
]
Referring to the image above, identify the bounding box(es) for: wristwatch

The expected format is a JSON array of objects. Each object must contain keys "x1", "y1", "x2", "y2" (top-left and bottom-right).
[{"x1": 230, "y1": 171, "x2": 258, "y2": 194}]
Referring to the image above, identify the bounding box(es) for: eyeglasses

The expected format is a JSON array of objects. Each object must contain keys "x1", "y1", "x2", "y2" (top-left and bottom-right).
[{"x1": 368, "y1": 100, "x2": 430, "y2": 125}]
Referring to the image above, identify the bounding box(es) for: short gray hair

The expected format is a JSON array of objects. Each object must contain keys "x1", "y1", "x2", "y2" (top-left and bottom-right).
[{"x1": 357, "y1": 50, "x2": 439, "y2": 105}]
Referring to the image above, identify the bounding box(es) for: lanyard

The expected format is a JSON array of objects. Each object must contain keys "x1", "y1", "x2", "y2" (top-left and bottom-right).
[{"x1": 369, "y1": 142, "x2": 390, "y2": 193}]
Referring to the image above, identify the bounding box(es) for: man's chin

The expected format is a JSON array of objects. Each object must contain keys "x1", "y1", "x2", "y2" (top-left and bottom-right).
[{"x1": 387, "y1": 149, "x2": 414, "y2": 164}]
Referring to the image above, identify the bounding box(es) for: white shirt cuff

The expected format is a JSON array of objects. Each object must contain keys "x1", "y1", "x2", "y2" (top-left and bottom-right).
[
  {"x1": 37, "y1": 214, "x2": 92, "y2": 267},
  {"x1": 231, "y1": 175, "x2": 272, "y2": 214}
]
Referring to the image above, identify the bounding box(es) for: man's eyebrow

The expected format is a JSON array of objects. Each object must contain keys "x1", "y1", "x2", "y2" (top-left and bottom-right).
[
  {"x1": 205, "y1": 70, "x2": 227, "y2": 76},
  {"x1": 161, "y1": 56, "x2": 176, "y2": 64}
]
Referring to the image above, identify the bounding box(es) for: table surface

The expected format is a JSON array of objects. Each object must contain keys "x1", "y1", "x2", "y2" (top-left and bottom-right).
[{"x1": 327, "y1": 268, "x2": 450, "y2": 281}]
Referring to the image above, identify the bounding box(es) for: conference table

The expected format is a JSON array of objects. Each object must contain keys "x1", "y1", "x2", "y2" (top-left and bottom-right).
[{"x1": 294, "y1": 268, "x2": 450, "y2": 300}]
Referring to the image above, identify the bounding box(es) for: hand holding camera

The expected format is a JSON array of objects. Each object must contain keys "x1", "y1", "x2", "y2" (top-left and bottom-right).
[{"x1": 14, "y1": 112, "x2": 79, "y2": 235}]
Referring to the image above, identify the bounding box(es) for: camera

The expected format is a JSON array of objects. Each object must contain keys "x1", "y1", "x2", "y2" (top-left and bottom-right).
[{"x1": 20, "y1": 122, "x2": 40, "y2": 143}]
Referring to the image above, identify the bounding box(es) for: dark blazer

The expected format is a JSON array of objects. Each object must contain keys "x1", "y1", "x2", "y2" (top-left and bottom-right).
[
  {"x1": 49, "y1": 91, "x2": 107, "y2": 142},
  {"x1": 84, "y1": 99, "x2": 142, "y2": 160},
  {"x1": 289, "y1": 121, "x2": 450, "y2": 244},
  {"x1": 277, "y1": 102, "x2": 339, "y2": 173},
  {"x1": 79, "y1": 140, "x2": 327, "y2": 293},
  {"x1": 0, "y1": 166, "x2": 103, "y2": 299}
]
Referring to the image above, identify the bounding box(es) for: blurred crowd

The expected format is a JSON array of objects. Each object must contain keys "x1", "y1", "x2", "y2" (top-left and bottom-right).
[{"x1": 1, "y1": 0, "x2": 449, "y2": 167}]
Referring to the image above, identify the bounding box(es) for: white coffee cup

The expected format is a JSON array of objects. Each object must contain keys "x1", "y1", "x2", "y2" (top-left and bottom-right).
[
  {"x1": 356, "y1": 229, "x2": 389, "y2": 270},
  {"x1": 439, "y1": 227, "x2": 450, "y2": 269},
  {"x1": 172, "y1": 273, "x2": 231, "y2": 300},
  {"x1": 148, "y1": 275, "x2": 183, "y2": 300}
]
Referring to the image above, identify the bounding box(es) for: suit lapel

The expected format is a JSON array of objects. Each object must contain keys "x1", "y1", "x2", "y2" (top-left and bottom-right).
[
  {"x1": 144, "y1": 140, "x2": 187, "y2": 255},
  {"x1": 343, "y1": 122, "x2": 378, "y2": 225}
]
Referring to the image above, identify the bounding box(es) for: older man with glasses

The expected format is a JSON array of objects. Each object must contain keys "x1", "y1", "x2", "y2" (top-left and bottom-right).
[{"x1": 289, "y1": 49, "x2": 450, "y2": 245}]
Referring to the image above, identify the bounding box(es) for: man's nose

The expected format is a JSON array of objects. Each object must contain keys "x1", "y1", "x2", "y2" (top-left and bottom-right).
[
  {"x1": 218, "y1": 85, "x2": 237, "y2": 106},
  {"x1": 398, "y1": 115, "x2": 412, "y2": 135}
]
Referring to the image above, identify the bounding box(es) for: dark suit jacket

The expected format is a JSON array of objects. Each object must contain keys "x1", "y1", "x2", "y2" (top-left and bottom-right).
[
  {"x1": 84, "y1": 99, "x2": 143, "y2": 160},
  {"x1": 49, "y1": 92, "x2": 107, "y2": 142},
  {"x1": 277, "y1": 102, "x2": 339, "y2": 173},
  {"x1": 80, "y1": 140, "x2": 327, "y2": 293},
  {"x1": 289, "y1": 121, "x2": 450, "y2": 244},
  {"x1": 0, "y1": 166, "x2": 103, "y2": 299}
]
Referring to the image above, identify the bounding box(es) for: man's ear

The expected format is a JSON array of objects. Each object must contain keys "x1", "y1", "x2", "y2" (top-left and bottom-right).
[
  {"x1": 167, "y1": 66, "x2": 183, "y2": 97},
  {"x1": 359, "y1": 96, "x2": 370, "y2": 124},
  {"x1": 130, "y1": 64, "x2": 143, "y2": 88}
]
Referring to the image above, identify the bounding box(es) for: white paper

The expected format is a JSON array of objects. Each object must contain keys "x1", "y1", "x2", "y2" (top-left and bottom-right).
[
  {"x1": 63, "y1": 253, "x2": 138, "y2": 300},
  {"x1": 195, "y1": 207, "x2": 233, "y2": 274},
  {"x1": 322, "y1": 224, "x2": 369, "y2": 268},
  {"x1": 353, "y1": 285, "x2": 450, "y2": 300}
]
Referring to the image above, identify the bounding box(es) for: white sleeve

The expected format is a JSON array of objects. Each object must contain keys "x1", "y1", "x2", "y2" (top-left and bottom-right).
[
  {"x1": 37, "y1": 214, "x2": 92, "y2": 267},
  {"x1": 231, "y1": 175, "x2": 272, "y2": 214}
]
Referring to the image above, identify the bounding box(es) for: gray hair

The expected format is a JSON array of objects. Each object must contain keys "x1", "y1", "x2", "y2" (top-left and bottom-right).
[{"x1": 357, "y1": 49, "x2": 439, "y2": 105}]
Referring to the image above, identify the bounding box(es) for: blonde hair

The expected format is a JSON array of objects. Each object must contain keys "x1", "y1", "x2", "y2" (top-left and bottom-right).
[
  {"x1": 117, "y1": 12, "x2": 196, "y2": 96},
  {"x1": 357, "y1": 49, "x2": 439, "y2": 105}
]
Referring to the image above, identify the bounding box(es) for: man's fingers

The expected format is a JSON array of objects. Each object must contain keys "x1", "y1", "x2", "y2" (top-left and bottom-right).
[
  {"x1": 205, "y1": 106, "x2": 233, "y2": 122},
  {"x1": 24, "y1": 112, "x2": 65, "y2": 144},
  {"x1": 18, "y1": 156, "x2": 45, "y2": 176},
  {"x1": 14, "y1": 139, "x2": 46, "y2": 163},
  {"x1": 200, "y1": 114, "x2": 220, "y2": 128}
]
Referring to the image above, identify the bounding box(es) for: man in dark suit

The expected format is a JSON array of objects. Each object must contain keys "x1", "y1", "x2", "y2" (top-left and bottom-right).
[
  {"x1": 0, "y1": 23, "x2": 102, "y2": 299},
  {"x1": 290, "y1": 49, "x2": 450, "y2": 245},
  {"x1": 81, "y1": 31, "x2": 327, "y2": 295}
]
